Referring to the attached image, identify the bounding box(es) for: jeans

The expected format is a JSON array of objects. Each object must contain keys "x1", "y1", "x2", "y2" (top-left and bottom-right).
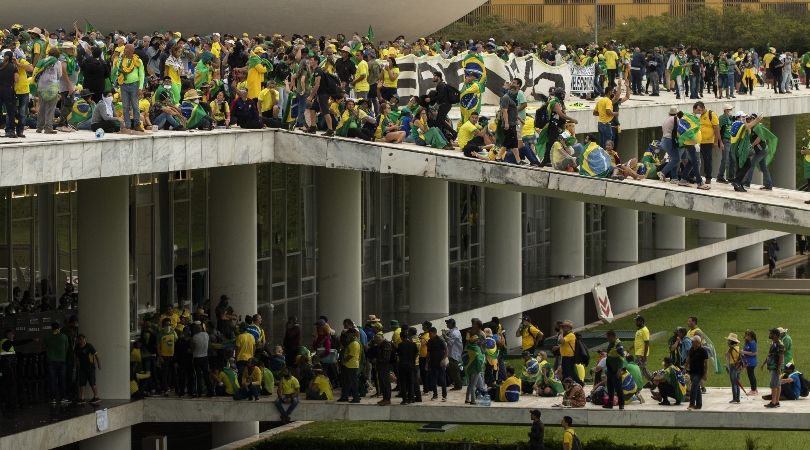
[
  {"x1": 193, "y1": 357, "x2": 213, "y2": 396},
  {"x1": 598, "y1": 122, "x2": 613, "y2": 148},
  {"x1": 743, "y1": 148, "x2": 772, "y2": 188},
  {"x1": 504, "y1": 144, "x2": 541, "y2": 165},
  {"x1": 631, "y1": 68, "x2": 643, "y2": 93},
  {"x1": 689, "y1": 74, "x2": 700, "y2": 98},
  {"x1": 275, "y1": 395, "x2": 299, "y2": 417},
  {"x1": 14, "y1": 94, "x2": 28, "y2": 135},
  {"x1": 727, "y1": 73, "x2": 736, "y2": 96},
  {"x1": 717, "y1": 139, "x2": 734, "y2": 180},
  {"x1": 153, "y1": 112, "x2": 180, "y2": 129},
  {"x1": 428, "y1": 366, "x2": 447, "y2": 398},
  {"x1": 237, "y1": 383, "x2": 260, "y2": 400},
  {"x1": 729, "y1": 366, "x2": 741, "y2": 401},
  {"x1": 295, "y1": 93, "x2": 308, "y2": 127},
  {"x1": 120, "y1": 82, "x2": 140, "y2": 128},
  {"x1": 689, "y1": 374, "x2": 703, "y2": 407},
  {"x1": 659, "y1": 137, "x2": 680, "y2": 180},
  {"x1": 699, "y1": 143, "x2": 714, "y2": 182},
  {"x1": 465, "y1": 369, "x2": 484, "y2": 402},
  {"x1": 47, "y1": 361, "x2": 66, "y2": 401},
  {"x1": 684, "y1": 144, "x2": 704, "y2": 185}
]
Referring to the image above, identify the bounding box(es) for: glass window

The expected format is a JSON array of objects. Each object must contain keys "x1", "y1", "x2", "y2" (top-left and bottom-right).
[
  {"x1": 257, "y1": 165, "x2": 272, "y2": 258},
  {"x1": 154, "y1": 174, "x2": 173, "y2": 277},
  {"x1": 0, "y1": 189, "x2": 9, "y2": 303},
  {"x1": 190, "y1": 170, "x2": 208, "y2": 270},
  {"x1": 136, "y1": 204, "x2": 154, "y2": 314},
  {"x1": 173, "y1": 200, "x2": 189, "y2": 304}
]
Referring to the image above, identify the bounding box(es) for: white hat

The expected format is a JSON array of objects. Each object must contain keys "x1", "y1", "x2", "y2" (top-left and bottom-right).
[
  {"x1": 723, "y1": 104, "x2": 733, "y2": 111},
  {"x1": 558, "y1": 44, "x2": 567, "y2": 52},
  {"x1": 735, "y1": 110, "x2": 746, "y2": 118}
]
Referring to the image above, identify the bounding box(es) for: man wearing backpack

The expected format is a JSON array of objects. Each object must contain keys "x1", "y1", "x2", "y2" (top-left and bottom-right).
[
  {"x1": 558, "y1": 320, "x2": 582, "y2": 385},
  {"x1": 426, "y1": 71, "x2": 455, "y2": 141},
  {"x1": 561, "y1": 415, "x2": 582, "y2": 450},
  {"x1": 516, "y1": 315, "x2": 543, "y2": 354}
]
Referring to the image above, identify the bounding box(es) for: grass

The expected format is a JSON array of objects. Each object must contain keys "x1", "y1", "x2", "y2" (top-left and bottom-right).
[{"x1": 252, "y1": 421, "x2": 810, "y2": 449}]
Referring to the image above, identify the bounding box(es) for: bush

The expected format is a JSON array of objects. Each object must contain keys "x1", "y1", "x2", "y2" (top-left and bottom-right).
[{"x1": 246, "y1": 436, "x2": 686, "y2": 450}]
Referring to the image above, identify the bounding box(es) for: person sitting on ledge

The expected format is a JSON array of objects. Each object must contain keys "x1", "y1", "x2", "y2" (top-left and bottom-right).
[
  {"x1": 89, "y1": 89, "x2": 123, "y2": 133},
  {"x1": 765, "y1": 363, "x2": 804, "y2": 401},
  {"x1": 306, "y1": 365, "x2": 333, "y2": 400},
  {"x1": 212, "y1": 361, "x2": 240, "y2": 398},
  {"x1": 558, "y1": 377, "x2": 586, "y2": 407},
  {"x1": 236, "y1": 358, "x2": 261, "y2": 401},
  {"x1": 488, "y1": 366, "x2": 521, "y2": 402},
  {"x1": 275, "y1": 367, "x2": 300, "y2": 424}
]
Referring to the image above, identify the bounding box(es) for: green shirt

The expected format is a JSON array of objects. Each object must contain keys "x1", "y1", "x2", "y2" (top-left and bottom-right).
[
  {"x1": 783, "y1": 334, "x2": 793, "y2": 364},
  {"x1": 44, "y1": 331, "x2": 69, "y2": 362},
  {"x1": 719, "y1": 114, "x2": 733, "y2": 141},
  {"x1": 718, "y1": 58, "x2": 728, "y2": 75}
]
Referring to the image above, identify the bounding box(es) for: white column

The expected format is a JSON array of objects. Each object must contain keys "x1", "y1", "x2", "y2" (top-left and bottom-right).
[
  {"x1": 550, "y1": 198, "x2": 584, "y2": 326},
  {"x1": 317, "y1": 168, "x2": 362, "y2": 322},
  {"x1": 78, "y1": 177, "x2": 132, "y2": 450},
  {"x1": 736, "y1": 227, "x2": 763, "y2": 274},
  {"x1": 607, "y1": 129, "x2": 639, "y2": 313},
  {"x1": 771, "y1": 115, "x2": 796, "y2": 258},
  {"x1": 212, "y1": 422, "x2": 261, "y2": 448},
  {"x1": 209, "y1": 165, "x2": 258, "y2": 316},
  {"x1": 501, "y1": 313, "x2": 523, "y2": 351},
  {"x1": 408, "y1": 177, "x2": 449, "y2": 321},
  {"x1": 484, "y1": 188, "x2": 522, "y2": 295},
  {"x1": 655, "y1": 214, "x2": 685, "y2": 299},
  {"x1": 698, "y1": 221, "x2": 727, "y2": 288}
]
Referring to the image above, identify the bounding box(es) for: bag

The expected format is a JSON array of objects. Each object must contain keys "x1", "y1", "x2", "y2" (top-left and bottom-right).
[
  {"x1": 39, "y1": 82, "x2": 60, "y2": 102},
  {"x1": 570, "y1": 432, "x2": 584, "y2": 450},
  {"x1": 321, "y1": 71, "x2": 341, "y2": 98},
  {"x1": 799, "y1": 372, "x2": 810, "y2": 397},
  {"x1": 446, "y1": 84, "x2": 461, "y2": 104},
  {"x1": 574, "y1": 334, "x2": 590, "y2": 366},
  {"x1": 536, "y1": 101, "x2": 550, "y2": 128}
]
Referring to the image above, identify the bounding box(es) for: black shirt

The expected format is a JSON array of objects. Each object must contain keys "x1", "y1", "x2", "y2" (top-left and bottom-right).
[
  {"x1": 397, "y1": 339, "x2": 418, "y2": 367},
  {"x1": 0, "y1": 63, "x2": 16, "y2": 90},
  {"x1": 529, "y1": 420, "x2": 545, "y2": 450},
  {"x1": 426, "y1": 336, "x2": 447, "y2": 368},
  {"x1": 76, "y1": 343, "x2": 97, "y2": 371},
  {"x1": 688, "y1": 346, "x2": 709, "y2": 377}
]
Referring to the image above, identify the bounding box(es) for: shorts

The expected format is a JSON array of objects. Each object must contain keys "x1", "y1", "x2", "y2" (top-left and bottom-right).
[
  {"x1": 380, "y1": 87, "x2": 397, "y2": 101},
  {"x1": 78, "y1": 368, "x2": 96, "y2": 387},
  {"x1": 502, "y1": 126, "x2": 518, "y2": 150},
  {"x1": 769, "y1": 370, "x2": 780, "y2": 389}
]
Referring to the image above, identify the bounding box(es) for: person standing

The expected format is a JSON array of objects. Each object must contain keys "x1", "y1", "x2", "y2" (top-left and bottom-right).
[
  {"x1": 604, "y1": 330, "x2": 626, "y2": 409},
  {"x1": 1, "y1": 329, "x2": 35, "y2": 414},
  {"x1": 685, "y1": 335, "x2": 709, "y2": 410},
  {"x1": 779, "y1": 327, "x2": 793, "y2": 366},
  {"x1": 499, "y1": 78, "x2": 522, "y2": 163},
  {"x1": 368, "y1": 333, "x2": 393, "y2": 405},
  {"x1": 646, "y1": 49, "x2": 662, "y2": 96},
  {"x1": 658, "y1": 107, "x2": 680, "y2": 183},
  {"x1": 561, "y1": 416, "x2": 578, "y2": 450},
  {"x1": 716, "y1": 105, "x2": 735, "y2": 183},
  {"x1": 113, "y1": 44, "x2": 145, "y2": 132},
  {"x1": 75, "y1": 334, "x2": 101, "y2": 404},
  {"x1": 696, "y1": 101, "x2": 722, "y2": 185},
  {"x1": 55, "y1": 42, "x2": 78, "y2": 132},
  {"x1": 741, "y1": 330, "x2": 758, "y2": 395},
  {"x1": 634, "y1": 316, "x2": 652, "y2": 383},
  {"x1": 630, "y1": 47, "x2": 645, "y2": 95},
  {"x1": 396, "y1": 327, "x2": 418, "y2": 405},
  {"x1": 338, "y1": 328, "x2": 361, "y2": 403},
  {"x1": 516, "y1": 315, "x2": 543, "y2": 354},
  {"x1": 0, "y1": 51, "x2": 18, "y2": 138},
  {"x1": 767, "y1": 240, "x2": 780, "y2": 277},
  {"x1": 594, "y1": 86, "x2": 615, "y2": 148},
  {"x1": 762, "y1": 328, "x2": 785, "y2": 408},
  {"x1": 426, "y1": 71, "x2": 454, "y2": 140},
  {"x1": 157, "y1": 318, "x2": 178, "y2": 396},
  {"x1": 34, "y1": 47, "x2": 63, "y2": 134},
  {"x1": 426, "y1": 327, "x2": 448, "y2": 402},
  {"x1": 464, "y1": 341, "x2": 485, "y2": 404},
  {"x1": 802, "y1": 49, "x2": 810, "y2": 89},
  {"x1": 558, "y1": 320, "x2": 581, "y2": 385},
  {"x1": 725, "y1": 333, "x2": 742, "y2": 403},
  {"x1": 677, "y1": 103, "x2": 710, "y2": 190},
  {"x1": 191, "y1": 323, "x2": 213, "y2": 397},
  {"x1": 444, "y1": 319, "x2": 463, "y2": 390},
  {"x1": 44, "y1": 322, "x2": 70, "y2": 405},
  {"x1": 528, "y1": 409, "x2": 544, "y2": 450},
  {"x1": 282, "y1": 316, "x2": 301, "y2": 371}
]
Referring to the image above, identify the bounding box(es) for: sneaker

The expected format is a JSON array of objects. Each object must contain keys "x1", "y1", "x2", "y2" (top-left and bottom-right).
[
  {"x1": 16, "y1": 133, "x2": 25, "y2": 138},
  {"x1": 760, "y1": 186, "x2": 772, "y2": 191},
  {"x1": 350, "y1": 398, "x2": 361, "y2": 403},
  {"x1": 4, "y1": 132, "x2": 16, "y2": 138},
  {"x1": 44, "y1": 129, "x2": 58, "y2": 134},
  {"x1": 431, "y1": 395, "x2": 438, "y2": 401},
  {"x1": 733, "y1": 183, "x2": 747, "y2": 192},
  {"x1": 441, "y1": 397, "x2": 447, "y2": 402},
  {"x1": 90, "y1": 398, "x2": 101, "y2": 405},
  {"x1": 657, "y1": 173, "x2": 665, "y2": 182},
  {"x1": 377, "y1": 400, "x2": 391, "y2": 406},
  {"x1": 716, "y1": 178, "x2": 728, "y2": 184},
  {"x1": 765, "y1": 402, "x2": 778, "y2": 408},
  {"x1": 697, "y1": 184, "x2": 710, "y2": 190},
  {"x1": 678, "y1": 180, "x2": 691, "y2": 187},
  {"x1": 324, "y1": 129, "x2": 335, "y2": 137},
  {"x1": 729, "y1": 399, "x2": 740, "y2": 404}
]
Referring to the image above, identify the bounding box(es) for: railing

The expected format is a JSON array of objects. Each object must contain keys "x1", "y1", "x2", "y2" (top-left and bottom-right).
[{"x1": 458, "y1": 0, "x2": 809, "y2": 29}]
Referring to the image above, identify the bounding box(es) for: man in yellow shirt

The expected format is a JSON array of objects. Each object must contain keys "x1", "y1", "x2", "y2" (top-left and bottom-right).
[
  {"x1": 634, "y1": 316, "x2": 652, "y2": 382},
  {"x1": 419, "y1": 321, "x2": 431, "y2": 393},
  {"x1": 235, "y1": 327, "x2": 255, "y2": 378},
  {"x1": 13, "y1": 54, "x2": 33, "y2": 138},
  {"x1": 562, "y1": 416, "x2": 577, "y2": 450},
  {"x1": 157, "y1": 318, "x2": 177, "y2": 395},
  {"x1": 353, "y1": 50, "x2": 370, "y2": 99},
  {"x1": 238, "y1": 358, "x2": 262, "y2": 400},
  {"x1": 696, "y1": 101, "x2": 722, "y2": 184},
  {"x1": 307, "y1": 366, "x2": 333, "y2": 400},
  {"x1": 275, "y1": 368, "x2": 300, "y2": 423},
  {"x1": 558, "y1": 320, "x2": 581, "y2": 384},
  {"x1": 390, "y1": 320, "x2": 402, "y2": 348},
  {"x1": 516, "y1": 315, "x2": 543, "y2": 352},
  {"x1": 594, "y1": 86, "x2": 615, "y2": 148},
  {"x1": 338, "y1": 328, "x2": 362, "y2": 402},
  {"x1": 488, "y1": 366, "x2": 521, "y2": 402},
  {"x1": 603, "y1": 45, "x2": 619, "y2": 86},
  {"x1": 258, "y1": 80, "x2": 280, "y2": 119}
]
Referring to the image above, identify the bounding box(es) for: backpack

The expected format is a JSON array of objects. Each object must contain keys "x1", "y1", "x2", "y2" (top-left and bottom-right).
[
  {"x1": 799, "y1": 372, "x2": 810, "y2": 397},
  {"x1": 574, "y1": 333, "x2": 590, "y2": 366},
  {"x1": 446, "y1": 84, "x2": 461, "y2": 104},
  {"x1": 566, "y1": 430, "x2": 584, "y2": 450},
  {"x1": 320, "y1": 71, "x2": 341, "y2": 98},
  {"x1": 535, "y1": 101, "x2": 550, "y2": 130}
]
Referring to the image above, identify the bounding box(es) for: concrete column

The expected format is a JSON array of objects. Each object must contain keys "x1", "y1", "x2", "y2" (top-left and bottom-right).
[
  {"x1": 550, "y1": 198, "x2": 584, "y2": 326},
  {"x1": 408, "y1": 177, "x2": 449, "y2": 321},
  {"x1": 616, "y1": 128, "x2": 639, "y2": 160},
  {"x1": 209, "y1": 165, "x2": 258, "y2": 316},
  {"x1": 212, "y1": 422, "x2": 261, "y2": 448},
  {"x1": 771, "y1": 115, "x2": 797, "y2": 258},
  {"x1": 317, "y1": 168, "x2": 362, "y2": 322},
  {"x1": 736, "y1": 227, "x2": 763, "y2": 274},
  {"x1": 655, "y1": 214, "x2": 685, "y2": 299},
  {"x1": 484, "y1": 188, "x2": 522, "y2": 295},
  {"x1": 698, "y1": 221, "x2": 727, "y2": 288},
  {"x1": 78, "y1": 177, "x2": 132, "y2": 450},
  {"x1": 81, "y1": 427, "x2": 131, "y2": 450},
  {"x1": 501, "y1": 313, "x2": 523, "y2": 351}
]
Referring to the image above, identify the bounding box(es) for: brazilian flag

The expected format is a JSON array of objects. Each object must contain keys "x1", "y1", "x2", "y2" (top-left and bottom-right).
[
  {"x1": 459, "y1": 52, "x2": 487, "y2": 126},
  {"x1": 730, "y1": 120, "x2": 751, "y2": 168},
  {"x1": 462, "y1": 52, "x2": 486, "y2": 79},
  {"x1": 753, "y1": 123, "x2": 779, "y2": 165},
  {"x1": 282, "y1": 91, "x2": 299, "y2": 128},
  {"x1": 676, "y1": 113, "x2": 701, "y2": 147},
  {"x1": 180, "y1": 101, "x2": 208, "y2": 129},
  {"x1": 535, "y1": 97, "x2": 559, "y2": 157},
  {"x1": 68, "y1": 98, "x2": 94, "y2": 126},
  {"x1": 579, "y1": 141, "x2": 613, "y2": 177}
]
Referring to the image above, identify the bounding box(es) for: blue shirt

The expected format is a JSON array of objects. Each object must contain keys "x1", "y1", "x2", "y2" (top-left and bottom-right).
[
  {"x1": 789, "y1": 372, "x2": 801, "y2": 399},
  {"x1": 743, "y1": 341, "x2": 757, "y2": 367}
]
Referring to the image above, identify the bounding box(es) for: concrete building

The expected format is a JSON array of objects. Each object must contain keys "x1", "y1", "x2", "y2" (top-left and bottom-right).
[{"x1": 0, "y1": 88, "x2": 808, "y2": 448}]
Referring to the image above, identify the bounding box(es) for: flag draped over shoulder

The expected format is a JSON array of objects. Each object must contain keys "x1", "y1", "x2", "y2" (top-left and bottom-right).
[
  {"x1": 579, "y1": 141, "x2": 613, "y2": 177},
  {"x1": 753, "y1": 123, "x2": 779, "y2": 165},
  {"x1": 676, "y1": 113, "x2": 701, "y2": 146},
  {"x1": 730, "y1": 120, "x2": 751, "y2": 168},
  {"x1": 535, "y1": 98, "x2": 558, "y2": 155},
  {"x1": 459, "y1": 52, "x2": 487, "y2": 126},
  {"x1": 462, "y1": 52, "x2": 486, "y2": 80},
  {"x1": 282, "y1": 91, "x2": 298, "y2": 127}
]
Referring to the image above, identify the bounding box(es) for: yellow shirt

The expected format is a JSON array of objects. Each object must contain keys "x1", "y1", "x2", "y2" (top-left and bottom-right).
[
  {"x1": 15, "y1": 59, "x2": 30, "y2": 94},
  {"x1": 279, "y1": 376, "x2": 300, "y2": 395},
  {"x1": 727, "y1": 345, "x2": 741, "y2": 365},
  {"x1": 138, "y1": 98, "x2": 150, "y2": 114},
  {"x1": 563, "y1": 428, "x2": 576, "y2": 447},
  {"x1": 457, "y1": 121, "x2": 481, "y2": 148},
  {"x1": 419, "y1": 332, "x2": 430, "y2": 358},
  {"x1": 247, "y1": 63, "x2": 268, "y2": 99},
  {"x1": 343, "y1": 340, "x2": 361, "y2": 369},
  {"x1": 159, "y1": 312, "x2": 180, "y2": 330},
  {"x1": 687, "y1": 327, "x2": 701, "y2": 338},
  {"x1": 258, "y1": 87, "x2": 279, "y2": 114},
  {"x1": 158, "y1": 331, "x2": 176, "y2": 357},
  {"x1": 211, "y1": 42, "x2": 222, "y2": 59},
  {"x1": 595, "y1": 96, "x2": 613, "y2": 124},
  {"x1": 241, "y1": 366, "x2": 262, "y2": 386},
  {"x1": 560, "y1": 332, "x2": 576, "y2": 357},
  {"x1": 604, "y1": 51, "x2": 618, "y2": 69},
  {"x1": 312, "y1": 374, "x2": 333, "y2": 399},
  {"x1": 210, "y1": 100, "x2": 230, "y2": 122},
  {"x1": 699, "y1": 111, "x2": 719, "y2": 144},
  {"x1": 521, "y1": 325, "x2": 541, "y2": 351},
  {"x1": 634, "y1": 326, "x2": 650, "y2": 357},
  {"x1": 763, "y1": 53, "x2": 775, "y2": 70},
  {"x1": 521, "y1": 116, "x2": 535, "y2": 138},
  {"x1": 217, "y1": 370, "x2": 239, "y2": 395},
  {"x1": 499, "y1": 375, "x2": 521, "y2": 401},
  {"x1": 392, "y1": 328, "x2": 402, "y2": 347},
  {"x1": 354, "y1": 59, "x2": 370, "y2": 92},
  {"x1": 235, "y1": 332, "x2": 255, "y2": 362},
  {"x1": 166, "y1": 64, "x2": 181, "y2": 86},
  {"x1": 382, "y1": 67, "x2": 399, "y2": 89}
]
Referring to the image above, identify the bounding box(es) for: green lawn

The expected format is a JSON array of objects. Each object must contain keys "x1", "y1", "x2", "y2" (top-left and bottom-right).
[
  {"x1": 252, "y1": 421, "x2": 809, "y2": 450},
  {"x1": 585, "y1": 292, "x2": 808, "y2": 387}
]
